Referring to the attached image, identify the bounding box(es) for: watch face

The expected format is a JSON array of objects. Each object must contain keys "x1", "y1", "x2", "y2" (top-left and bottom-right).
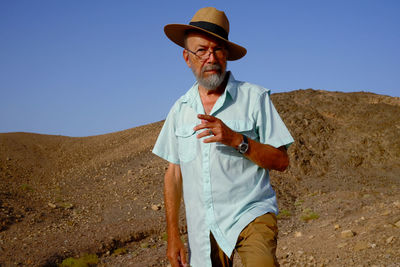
[
  {"x1": 238, "y1": 135, "x2": 249, "y2": 154},
  {"x1": 239, "y1": 143, "x2": 248, "y2": 154}
]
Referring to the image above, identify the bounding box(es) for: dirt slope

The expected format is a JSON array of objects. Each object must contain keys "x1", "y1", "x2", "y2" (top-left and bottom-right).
[{"x1": 0, "y1": 89, "x2": 399, "y2": 266}]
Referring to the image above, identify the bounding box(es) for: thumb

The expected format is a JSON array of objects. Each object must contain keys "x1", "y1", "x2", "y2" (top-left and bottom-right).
[{"x1": 180, "y1": 248, "x2": 187, "y2": 266}]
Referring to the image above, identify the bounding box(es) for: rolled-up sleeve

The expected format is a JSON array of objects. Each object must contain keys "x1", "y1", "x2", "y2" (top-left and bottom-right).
[
  {"x1": 255, "y1": 91, "x2": 294, "y2": 149},
  {"x1": 152, "y1": 104, "x2": 180, "y2": 165}
]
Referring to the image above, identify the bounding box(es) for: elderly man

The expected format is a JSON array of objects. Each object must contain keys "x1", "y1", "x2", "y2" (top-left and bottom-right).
[{"x1": 153, "y1": 7, "x2": 294, "y2": 267}]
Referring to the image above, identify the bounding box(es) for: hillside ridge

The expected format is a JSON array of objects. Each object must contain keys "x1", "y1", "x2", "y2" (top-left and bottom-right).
[{"x1": 0, "y1": 89, "x2": 399, "y2": 266}]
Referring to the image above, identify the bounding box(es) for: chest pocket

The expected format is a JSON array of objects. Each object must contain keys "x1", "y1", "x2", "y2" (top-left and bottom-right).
[
  {"x1": 216, "y1": 120, "x2": 257, "y2": 157},
  {"x1": 175, "y1": 125, "x2": 197, "y2": 163}
]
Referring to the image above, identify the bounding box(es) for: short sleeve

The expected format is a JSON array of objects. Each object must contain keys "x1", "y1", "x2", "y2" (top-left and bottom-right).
[
  {"x1": 255, "y1": 91, "x2": 294, "y2": 149},
  {"x1": 152, "y1": 105, "x2": 180, "y2": 164}
]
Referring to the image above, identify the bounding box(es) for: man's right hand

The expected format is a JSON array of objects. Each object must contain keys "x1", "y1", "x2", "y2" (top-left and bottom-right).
[
  {"x1": 167, "y1": 235, "x2": 187, "y2": 267},
  {"x1": 164, "y1": 163, "x2": 187, "y2": 266}
]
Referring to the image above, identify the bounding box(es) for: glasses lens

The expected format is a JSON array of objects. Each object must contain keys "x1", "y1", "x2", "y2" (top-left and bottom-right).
[
  {"x1": 194, "y1": 50, "x2": 206, "y2": 58},
  {"x1": 214, "y1": 49, "x2": 224, "y2": 58},
  {"x1": 196, "y1": 49, "x2": 225, "y2": 60}
]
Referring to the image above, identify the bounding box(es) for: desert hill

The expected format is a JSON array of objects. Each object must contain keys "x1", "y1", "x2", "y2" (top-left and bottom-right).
[{"x1": 0, "y1": 89, "x2": 399, "y2": 266}]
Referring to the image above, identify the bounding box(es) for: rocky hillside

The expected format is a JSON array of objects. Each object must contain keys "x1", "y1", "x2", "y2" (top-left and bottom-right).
[{"x1": 0, "y1": 89, "x2": 399, "y2": 266}]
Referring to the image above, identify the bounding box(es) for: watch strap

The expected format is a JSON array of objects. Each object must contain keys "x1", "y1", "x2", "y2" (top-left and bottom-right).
[{"x1": 238, "y1": 134, "x2": 249, "y2": 154}]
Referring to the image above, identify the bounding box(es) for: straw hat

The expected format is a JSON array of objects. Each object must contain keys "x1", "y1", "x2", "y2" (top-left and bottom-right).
[{"x1": 164, "y1": 7, "x2": 247, "y2": 61}]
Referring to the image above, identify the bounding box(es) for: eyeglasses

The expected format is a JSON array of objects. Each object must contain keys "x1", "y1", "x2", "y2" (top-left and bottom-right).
[{"x1": 185, "y1": 47, "x2": 226, "y2": 61}]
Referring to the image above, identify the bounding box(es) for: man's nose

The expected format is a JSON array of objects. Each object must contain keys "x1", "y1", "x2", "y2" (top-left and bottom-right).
[{"x1": 206, "y1": 51, "x2": 217, "y2": 63}]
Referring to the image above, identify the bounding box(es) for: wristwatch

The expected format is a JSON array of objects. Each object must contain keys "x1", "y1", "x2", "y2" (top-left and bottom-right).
[{"x1": 237, "y1": 134, "x2": 249, "y2": 154}]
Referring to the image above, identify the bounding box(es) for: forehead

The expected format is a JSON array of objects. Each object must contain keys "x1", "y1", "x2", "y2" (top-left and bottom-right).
[{"x1": 185, "y1": 31, "x2": 226, "y2": 48}]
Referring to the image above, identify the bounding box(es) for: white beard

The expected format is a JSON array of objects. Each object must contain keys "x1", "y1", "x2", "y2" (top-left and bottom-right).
[{"x1": 191, "y1": 63, "x2": 227, "y2": 90}]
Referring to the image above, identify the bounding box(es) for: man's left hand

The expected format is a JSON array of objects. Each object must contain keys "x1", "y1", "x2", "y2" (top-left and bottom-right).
[{"x1": 194, "y1": 114, "x2": 241, "y2": 148}]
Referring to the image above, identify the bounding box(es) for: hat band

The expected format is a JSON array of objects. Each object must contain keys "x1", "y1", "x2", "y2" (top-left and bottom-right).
[{"x1": 189, "y1": 21, "x2": 228, "y2": 40}]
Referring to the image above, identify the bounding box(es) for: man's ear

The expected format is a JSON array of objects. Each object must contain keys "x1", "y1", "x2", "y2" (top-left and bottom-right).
[{"x1": 183, "y1": 49, "x2": 192, "y2": 68}]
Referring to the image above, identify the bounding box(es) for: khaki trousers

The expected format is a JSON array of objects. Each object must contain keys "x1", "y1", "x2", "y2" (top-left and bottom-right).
[{"x1": 210, "y1": 213, "x2": 279, "y2": 267}]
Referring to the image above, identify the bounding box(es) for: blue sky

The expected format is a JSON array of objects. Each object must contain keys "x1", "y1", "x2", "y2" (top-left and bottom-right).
[{"x1": 1, "y1": 0, "x2": 399, "y2": 137}]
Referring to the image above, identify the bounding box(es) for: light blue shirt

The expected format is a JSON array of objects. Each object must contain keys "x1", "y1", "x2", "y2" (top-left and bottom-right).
[{"x1": 152, "y1": 72, "x2": 294, "y2": 267}]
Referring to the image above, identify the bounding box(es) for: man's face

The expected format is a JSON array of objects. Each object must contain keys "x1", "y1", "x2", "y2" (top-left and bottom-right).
[{"x1": 183, "y1": 32, "x2": 228, "y2": 90}]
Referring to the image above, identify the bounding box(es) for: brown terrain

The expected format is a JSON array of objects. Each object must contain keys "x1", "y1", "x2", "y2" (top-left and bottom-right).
[{"x1": 0, "y1": 89, "x2": 399, "y2": 267}]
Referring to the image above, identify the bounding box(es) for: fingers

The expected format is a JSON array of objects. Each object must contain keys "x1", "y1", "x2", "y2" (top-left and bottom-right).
[
  {"x1": 168, "y1": 253, "x2": 185, "y2": 267},
  {"x1": 194, "y1": 114, "x2": 232, "y2": 144},
  {"x1": 167, "y1": 239, "x2": 187, "y2": 267},
  {"x1": 193, "y1": 122, "x2": 213, "y2": 132},
  {"x1": 193, "y1": 114, "x2": 219, "y2": 132},
  {"x1": 166, "y1": 246, "x2": 180, "y2": 267},
  {"x1": 196, "y1": 129, "x2": 215, "y2": 139},
  {"x1": 202, "y1": 136, "x2": 219, "y2": 143},
  {"x1": 197, "y1": 114, "x2": 216, "y2": 122},
  {"x1": 180, "y1": 248, "x2": 187, "y2": 266},
  {"x1": 168, "y1": 256, "x2": 180, "y2": 267}
]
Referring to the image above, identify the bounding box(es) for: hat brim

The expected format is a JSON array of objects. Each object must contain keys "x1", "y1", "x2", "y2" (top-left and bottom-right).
[{"x1": 164, "y1": 24, "x2": 247, "y2": 61}]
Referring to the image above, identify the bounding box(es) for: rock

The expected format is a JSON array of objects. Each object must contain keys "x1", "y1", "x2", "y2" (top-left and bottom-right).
[
  {"x1": 393, "y1": 201, "x2": 400, "y2": 208},
  {"x1": 140, "y1": 242, "x2": 149, "y2": 248},
  {"x1": 61, "y1": 203, "x2": 74, "y2": 209},
  {"x1": 151, "y1": 204, "x2": 161, "y2": 211},
  {"x1": 353, "y1": 241, "x2": 368, "y2": 251},
  {"x1": 341, "y1": 230, "x2": 355, "y2": 238},
  {"x1": 337, "y1": 242, "x2": 347, "y2": 248},
  {"x1": 395, "y1": 220, "x2": 400, "y2": 228},
  {"x1": 48, "y1": 203, "x2": 57, "y2": 209},
  {"x1": 386, "y1": 236, "x2": 394, "y2": 244},
  {"x1": 334, "y1": 224, "x2": 340, "y2": 230},
  {"x1": 381, "y1": 210, "x2": 391, "y2": 216},
  {"x1": 294, "y1": 231, "x2": 302, "y2": 237}
]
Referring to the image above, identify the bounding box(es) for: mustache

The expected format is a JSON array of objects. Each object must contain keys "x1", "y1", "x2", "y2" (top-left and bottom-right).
[{"x1": 202, "y1": 64, "x2": 222, "y2": 73}]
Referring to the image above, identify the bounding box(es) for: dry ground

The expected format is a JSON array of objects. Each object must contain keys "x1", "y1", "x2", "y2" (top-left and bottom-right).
[{"x1": 0, "y1": 89, "x2": 399, "y2": 266}]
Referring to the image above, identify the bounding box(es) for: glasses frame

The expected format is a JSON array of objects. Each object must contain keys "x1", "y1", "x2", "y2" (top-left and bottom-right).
[{"x1": 185, "y1": 47, "x2": 227, "y2": 62}]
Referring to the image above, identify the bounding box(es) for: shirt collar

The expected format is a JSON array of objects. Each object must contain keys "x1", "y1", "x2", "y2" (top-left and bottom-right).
[
  {"x1": 225, "y1": 72, "x2": 237, "y2": 100},
  {"x1": 181, "y1": 71, "x2": 238, "y2": 105}
]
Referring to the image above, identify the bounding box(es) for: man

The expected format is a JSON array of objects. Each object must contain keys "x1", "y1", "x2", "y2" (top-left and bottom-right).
[{"x1": 153, "y1": 7, "x2": 294, "y2": 267}]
